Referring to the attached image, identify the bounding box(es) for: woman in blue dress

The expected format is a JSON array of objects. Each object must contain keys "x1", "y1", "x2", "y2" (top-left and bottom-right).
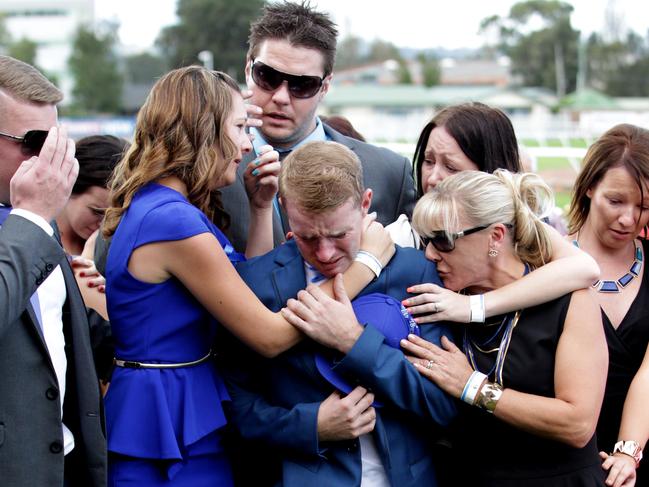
[{"x1": 101, "y1": 66, "x2": 392, "y2": 487}]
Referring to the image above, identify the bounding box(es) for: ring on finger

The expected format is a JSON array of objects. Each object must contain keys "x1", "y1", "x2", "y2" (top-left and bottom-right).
[
  {"x1": 432, "y1": 302, "x2": 439, "y2": 313},
  {"x1": 425, "y1": 359, "x2": 435, "y2": 370}
]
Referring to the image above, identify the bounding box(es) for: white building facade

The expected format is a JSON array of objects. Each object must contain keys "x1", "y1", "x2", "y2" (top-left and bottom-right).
[{"x1": 0, "y1": 0, "x2": 94, "y2": 103}]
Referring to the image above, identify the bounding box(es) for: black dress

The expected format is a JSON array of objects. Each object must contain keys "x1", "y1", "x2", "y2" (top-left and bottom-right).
[
  {"x1": 597, "y1": 238, "x2": 649, "y2": 486},
  {"x1": 452, "y1": 293, "x2": 605, "y2": 486}
]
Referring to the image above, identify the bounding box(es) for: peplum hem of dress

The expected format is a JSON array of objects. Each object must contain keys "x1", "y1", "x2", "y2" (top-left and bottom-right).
[
  {"x1": 105, "y1": 183, "x2": 245, "y2": 480},
  {"x1": 105, "y1": 360, "x2": 231, "y2": 478}
]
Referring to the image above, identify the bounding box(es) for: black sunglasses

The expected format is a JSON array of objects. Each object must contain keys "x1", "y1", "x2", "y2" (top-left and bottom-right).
[
  {"x1": 250, "y1": 60, "x2": 325, "y2": 99},
  {"x1": 0, "y1": 129, "x2": 49, "y2": 155},
  {"x1": 420, "y1": 224, "x2": 495, "y2": 253}
]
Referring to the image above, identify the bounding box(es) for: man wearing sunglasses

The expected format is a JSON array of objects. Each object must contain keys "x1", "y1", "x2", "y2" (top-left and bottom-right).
[
  {"x1": 220, "y1": 1, "x2": 416, "y2": 253},
  {"x1": 0, "y1": 56, "x2": 106, "y2": 487}
]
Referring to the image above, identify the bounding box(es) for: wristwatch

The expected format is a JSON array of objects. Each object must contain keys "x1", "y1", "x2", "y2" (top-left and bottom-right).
[{"x1": 613, "y1": 440, "x2": 643, "y2": 468}]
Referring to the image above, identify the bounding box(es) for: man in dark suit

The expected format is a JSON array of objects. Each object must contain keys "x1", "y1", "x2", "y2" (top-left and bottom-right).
[
  {"x1": 0, "y1": 56, "x2": 106, "y2": 487},
  {"x1": 221, "y1": 141, "x2": 455, "y2": 486},
  {"x1": 220, "y1": 1, "x2": 416, "y2": 252}
]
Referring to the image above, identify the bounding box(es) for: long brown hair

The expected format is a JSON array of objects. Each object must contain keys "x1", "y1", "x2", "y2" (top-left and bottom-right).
[
  {"x1": 567, "y1": 124, "x2": 649, "y2": 234},
  {"x1": 103, "y1": 66, "x2": 241, "y2": 237}
]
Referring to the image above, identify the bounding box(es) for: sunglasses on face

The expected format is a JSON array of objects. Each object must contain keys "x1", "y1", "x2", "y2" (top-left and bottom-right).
[
  {"x1": 0, "y1": 129, "x2": 49, "y2": 155},
  {"x1": 420, "y1": 224, "x2": 495, "y2": 253},
  {"x1": 250, "y1": 60, "x2": 325, "y2": 99}
]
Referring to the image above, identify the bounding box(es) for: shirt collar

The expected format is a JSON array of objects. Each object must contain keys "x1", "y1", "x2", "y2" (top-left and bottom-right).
[{"x1": 251, "y1": 116, "x2": 327, "y2": 155}]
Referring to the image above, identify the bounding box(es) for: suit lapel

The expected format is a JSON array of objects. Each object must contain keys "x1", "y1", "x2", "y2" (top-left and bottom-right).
[
  {"x1": 323, "y1": 123, "x2": 357, "y2": 152},
  {"x1": 270, "y1": 242, "x2": 306, "y2": 306}
]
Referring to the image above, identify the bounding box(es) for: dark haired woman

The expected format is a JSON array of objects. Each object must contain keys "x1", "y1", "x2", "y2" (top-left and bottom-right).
[{"x1": 56, "y1": 135, "x2": 127, "y2": 256}]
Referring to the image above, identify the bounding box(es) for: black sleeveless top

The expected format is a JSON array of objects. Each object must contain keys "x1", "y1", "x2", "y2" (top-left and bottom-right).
[
  {"x1": 597, "y1": 238, "x2": 649, "y2": 485},
  {"x1": 453, "y1": 293, "x2": 605, "y2": 486}
]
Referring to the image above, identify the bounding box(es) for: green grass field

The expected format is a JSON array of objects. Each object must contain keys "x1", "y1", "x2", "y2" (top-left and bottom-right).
[{"x1": 536, "y1": 156, "x2": 573, "y2": 171}]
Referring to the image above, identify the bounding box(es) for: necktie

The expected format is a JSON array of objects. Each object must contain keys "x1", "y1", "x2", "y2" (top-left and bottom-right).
[
  {"x1": 306, "y1": 263, "x2": 326, "y2": 284},
  {"x1": 0, "y1": 206, "x2": 44, "y2": 329},
  {"x1": 274, "y1": 150, "x2": 291, "y2": 234}
]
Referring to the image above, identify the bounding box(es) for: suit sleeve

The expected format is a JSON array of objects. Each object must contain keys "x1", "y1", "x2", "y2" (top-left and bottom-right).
[
  {"x1": 220, "y1": 339, "x2": 325, "y2": 460},
  {"x1": 220, "y1": 258, "x2": 325, "y2": 459},
  {"x1": 395, "y1": 155, "x2": 417, "y2": 220},
  {"x1": 334, "y1": 322, "x2": 456, "y2": 426},
  {"x1": 0, "y1": 215, "x2": 64, "y2": 336},
  {"x1": 333, "y1": 258, "x2": 457, "y2": 426}
]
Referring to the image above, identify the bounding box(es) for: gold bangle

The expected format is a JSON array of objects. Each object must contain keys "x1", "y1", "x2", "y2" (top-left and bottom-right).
[{"x1": 475, "y1": 382, "x2": 503, "y2": 413}]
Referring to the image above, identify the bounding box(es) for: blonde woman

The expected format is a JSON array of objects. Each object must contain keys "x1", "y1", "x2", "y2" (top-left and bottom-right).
[{"x1": 401, "y1": 170, "x2": 608, "y2": 486}]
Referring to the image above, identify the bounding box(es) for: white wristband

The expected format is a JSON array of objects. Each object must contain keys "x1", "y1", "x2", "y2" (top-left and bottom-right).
[
  {"x1": 461, "y1": 371, "x2": 488, "y2": 405},
  {"x1": 354, "y1": 250, "x2": 382, "y2": 278},
  {"x1": 470, "y1": 294, "x2": 485, "y2": 323}
]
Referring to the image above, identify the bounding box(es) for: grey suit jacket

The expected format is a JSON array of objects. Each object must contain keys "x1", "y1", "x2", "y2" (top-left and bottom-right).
[
  {"x1": 0, "y1": 215, "x2": 106, "y2": 487},
  {"x1": 220, "y1": 123, "x2": 417, "y2": 253}
]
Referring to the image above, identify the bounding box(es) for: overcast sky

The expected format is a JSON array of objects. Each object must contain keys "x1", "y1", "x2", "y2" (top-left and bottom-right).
[{"x1": 95, "y1": 0, "x2": 648, "y2": 52}]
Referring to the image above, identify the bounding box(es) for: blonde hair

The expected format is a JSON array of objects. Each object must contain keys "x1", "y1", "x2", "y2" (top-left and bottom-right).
[
  {"x1": 103, "y1": 66, "x2": 240, "y2": 237},
  {"x1": 413, "y1": 169, "x2": 554, "y2": 268},
  {"x1": 279, "y1": 141, "x2": 364, "y2": 213},
  {"x1": 0, "y1": 56, "x2": 62, "y2": 115}
]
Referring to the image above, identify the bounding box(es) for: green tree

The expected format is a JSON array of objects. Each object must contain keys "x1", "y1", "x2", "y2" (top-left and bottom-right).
[
  {"x1": 156, "y1": 0, "x2": 264, "y2": 80},
  {"x1": 397, "y1": 59, "x2": 412, "y2": 84},
  {"x1": 335, "y1": 35, "x2": 365, "y2": 70},
  {"x1": 0, "y1": 14, "x2": 11, "y2": 48},
  {"x1": 8, "y1": 38, "x2": 38, "y2": 66},
  {"x1": 480, "y1": 1, "x2": 579, "y2": 96},
  {"x1": 417, "y1": 52, "x2": 441, "y2": 87},
  {"x1": 68, "y1": 23, "x2": 123, "y2": 113},
  {"x1": 367, "y1": 39, "x2": 401, "y2": 63},
  {"x1": 124, "y1": 52, "x2": 167, "y2": 84},
  {"x1": 587, "y1": 31, "x2": 649, "y2": 96}
]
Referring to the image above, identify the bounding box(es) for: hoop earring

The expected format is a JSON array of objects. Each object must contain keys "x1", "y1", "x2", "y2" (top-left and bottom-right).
[{"x1": 488, "y1": 248, "x2": 499, "y2": 257}]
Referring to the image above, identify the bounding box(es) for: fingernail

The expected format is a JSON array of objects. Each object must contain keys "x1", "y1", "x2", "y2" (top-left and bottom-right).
[
  {"x1": 253, "y1": 158, "x2": 261, "y2": 166},
  {"x1": 252, "y1": 169, "x2": 259, "y2": 176},
  {"x1": 413, "y1": 317, "x2": 420, "y2": 323},
  {"x1": 401, "y1": 299, "x2": 409, "y2": 305},
  {"x1": 79, "y1": 272, "x2": 86, "y2": 277},
  {"x1": 406, "y1": 287, "x2": 413, "y2": 292},
  {"x1": 408, "y1": 334, "x2": 416, "y2": 339},
  {"x1": 88, "y1": 282, "x2": 94, "y2": 288}
]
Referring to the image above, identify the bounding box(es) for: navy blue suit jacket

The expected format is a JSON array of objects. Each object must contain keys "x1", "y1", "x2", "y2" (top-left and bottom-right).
[{"x1": 220, "y1": 241, "x2": 456, "y2": 487}]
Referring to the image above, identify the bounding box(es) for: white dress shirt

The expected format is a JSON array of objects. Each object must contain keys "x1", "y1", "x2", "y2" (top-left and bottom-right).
[{"x1": 303, "y1": 262, "x2": 390, "y2": 486}]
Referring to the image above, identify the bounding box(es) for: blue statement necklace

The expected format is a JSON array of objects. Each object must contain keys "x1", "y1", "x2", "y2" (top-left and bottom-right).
[{"x1": 572, "y1": 239, "x2": 643, "y2": 293}]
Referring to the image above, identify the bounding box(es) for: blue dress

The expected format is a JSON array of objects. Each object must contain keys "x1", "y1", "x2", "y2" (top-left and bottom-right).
[{"x1": 105, "y1": 183, "x2": 243, "y2": 486}]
